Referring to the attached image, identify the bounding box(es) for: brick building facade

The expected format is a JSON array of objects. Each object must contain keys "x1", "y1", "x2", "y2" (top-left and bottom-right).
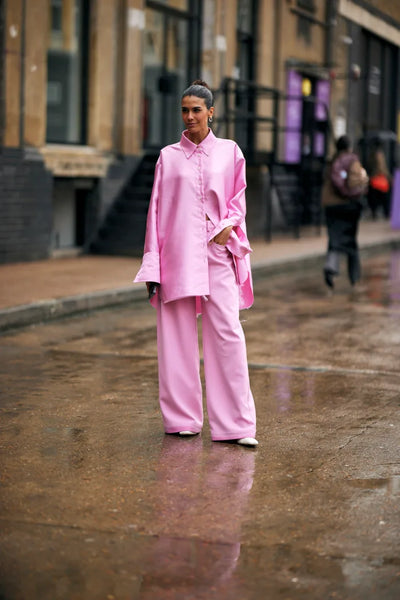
[{"x1": 0, "y1": 0, "x2": 399, "y2": 263}]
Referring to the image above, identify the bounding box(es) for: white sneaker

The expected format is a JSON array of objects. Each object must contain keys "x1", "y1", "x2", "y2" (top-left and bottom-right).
[
  {"x1": 237, "y1": 437, "x2": 258, "y2": 447},
  {"x1": 178, "y1": 431, "x2": 198, "y2": 436}
]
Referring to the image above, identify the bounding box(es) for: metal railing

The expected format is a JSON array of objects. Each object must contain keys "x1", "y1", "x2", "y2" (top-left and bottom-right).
[
  {"x1": 212, "y1": 77, "x2": 332, "y2": 239},
  {"x1": 213, "y1": 77, "x2": 332, "y2": 166}
]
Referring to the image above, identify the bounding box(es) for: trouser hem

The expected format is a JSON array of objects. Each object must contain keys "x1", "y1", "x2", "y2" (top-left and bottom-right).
[
  {"x1": 211, "y1": 429, "x2": 256, "y2": 442},
  {"x1": 164, "y1": 426, "x2": 202, "y2": 434}
]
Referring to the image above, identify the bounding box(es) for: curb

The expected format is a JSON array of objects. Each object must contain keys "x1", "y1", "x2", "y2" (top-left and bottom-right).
[
  {"x1": 1, "y1": 238, "x2": 399, "y2": 333},
  {"x1": 252, "y1": 238, "x2": 400, "y2": 279},
  {"x1": 0, "y1": 286, "x2": 146, "y2": 333}
]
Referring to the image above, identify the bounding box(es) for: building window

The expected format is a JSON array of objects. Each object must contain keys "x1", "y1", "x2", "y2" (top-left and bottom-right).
[
  {"x1": 46, "y1": 0, "x2": 89, "y2": 144},
  {"x1": 296, "y1": 0, "x2": 316, "y2": 45},
  {"x1": 237, "y1": 0, "x2": 253, "y2": 37},
  {"x1": 149, "y1": 0, "x2": 188, "y2": 7},
  {"x1": 142, "y1": 0, "x2": 201, "y2": 147},
  {"x1": 297, "y1": 0, "x2": 315, "y2": 10},
  {"x1": 234, "y1": 0, "x2": 257, "y2": 153}
]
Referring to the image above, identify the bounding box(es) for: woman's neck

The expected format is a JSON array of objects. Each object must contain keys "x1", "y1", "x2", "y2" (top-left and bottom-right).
[{"x1": 187, "y1": 128, "x2": 210, "y2": 145}]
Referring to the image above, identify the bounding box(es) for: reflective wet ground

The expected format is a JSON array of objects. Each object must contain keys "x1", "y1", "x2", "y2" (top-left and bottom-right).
[{"x1": 0, "y1": 251, "x2": 400, "y2": 599}]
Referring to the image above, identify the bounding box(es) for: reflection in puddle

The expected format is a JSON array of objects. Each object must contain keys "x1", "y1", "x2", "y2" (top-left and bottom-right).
[
  {"x1": 274, "y1": 370, "x2": 292, "y2": 412},
  {"x1": 365, "y1": 249, "x2": 400, "y2": 306},
  {"x1": 137, "y1": 436, "x2": 255, "y2": 598},
  {"x1": 270, "y1": 370, "x2": 316, "y2": 413},
  {"x1": 40, "y1": 426, "x2": 88, "y2": 470},
  {"x1": 348, "y1": 476, "x2": 400, "y2": 495},
  {"x1": 389, "y1": 250, "x2": 400, "y2": 302}
]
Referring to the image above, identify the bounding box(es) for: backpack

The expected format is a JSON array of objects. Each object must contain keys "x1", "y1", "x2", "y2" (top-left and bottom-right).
[{"x1": 331, "y1": 153, "x2": 368, "y2": 198}]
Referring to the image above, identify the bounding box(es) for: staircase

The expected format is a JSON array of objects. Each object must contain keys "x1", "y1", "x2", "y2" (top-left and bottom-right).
[
  {"x1": 270, "y1": 163, "x2": 323, "y2": 238},
  {"x1": 90, "y1": 152, "x2": 159, "y2": 256},
  {"x1": 270, "y1": 164, "x2": 302, "y2": 237}
]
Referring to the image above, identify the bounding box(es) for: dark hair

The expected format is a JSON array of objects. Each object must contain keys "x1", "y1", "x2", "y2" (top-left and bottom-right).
[
  {"x1": 181, "y1": 79, "x2": 213, "y2": 109},
  {"x1": 370, "y1": 136, "x2": 383, "y2": 150},
  {"x1": 336, "y1": 135, "x2": 351, "y2": 153}
]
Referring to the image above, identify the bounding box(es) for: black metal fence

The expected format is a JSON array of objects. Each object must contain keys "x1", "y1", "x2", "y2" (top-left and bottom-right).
[{"x1": 213, "y1": 77, "x2": 332, "y2": 240}]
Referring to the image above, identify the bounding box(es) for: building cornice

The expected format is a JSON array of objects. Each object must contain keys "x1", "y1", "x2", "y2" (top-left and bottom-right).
[{"x1": 338, "y1": 0, "x2": 400, "y2": 46}]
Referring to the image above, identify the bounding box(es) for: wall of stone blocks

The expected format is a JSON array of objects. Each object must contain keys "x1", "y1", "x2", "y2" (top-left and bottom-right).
[{"x1": 0, "y1": 149, "x2": 53, "y2": 263}]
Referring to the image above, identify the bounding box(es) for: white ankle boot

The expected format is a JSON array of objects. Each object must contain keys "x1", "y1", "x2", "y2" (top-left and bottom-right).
[{"x1": 178, "y1": 431, "x2": 198, "y2": 436}]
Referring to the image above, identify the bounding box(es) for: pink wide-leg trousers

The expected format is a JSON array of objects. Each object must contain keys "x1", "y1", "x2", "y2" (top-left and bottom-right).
[{"x1": 156, "y1": 236, "x2": 256, "y2": 441}]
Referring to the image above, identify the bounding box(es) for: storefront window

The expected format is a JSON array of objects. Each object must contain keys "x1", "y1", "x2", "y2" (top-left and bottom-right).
[
  {"x1": 150, "y1": 0, "x2": 188, "y2": 9},
  {"x1": 237, "y1": 0, "x2": 252, "y2": 36},
  {"x1": 235, "y1": 0, "x2": 256, "y2": 152},
  {"x1": 143, "y1": 2, "x2": 197, "y2": 147},
  {"x1": 46, "y1": 0, "x2": 88, "y2": 144}
]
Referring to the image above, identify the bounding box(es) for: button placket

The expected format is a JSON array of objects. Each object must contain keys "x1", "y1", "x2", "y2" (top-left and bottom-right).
[{"x1": 198, "y1": 153, "x2": 207, "y2": 253}]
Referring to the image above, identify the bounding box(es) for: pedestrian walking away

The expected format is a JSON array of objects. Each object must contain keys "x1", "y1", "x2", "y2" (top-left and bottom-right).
[
  {"x1": 321, "y1": 135, "x2": 369, "y2": 290},
  {"x1": 134, "y1": 79, "x2": 257, "y2": 447},
  {"x1": 366, "y1": 137, "x2": 392, "y2": 220}
]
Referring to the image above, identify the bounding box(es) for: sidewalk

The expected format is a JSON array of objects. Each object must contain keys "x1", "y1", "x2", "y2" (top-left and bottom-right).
[{"x1": 1, "y1": 219, "x2": 399, "y2": 331}]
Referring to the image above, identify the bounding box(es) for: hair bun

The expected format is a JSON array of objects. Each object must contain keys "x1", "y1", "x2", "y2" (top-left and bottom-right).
[{"x1": 191, "y1": 79, "x2": 211, "y2": 90}]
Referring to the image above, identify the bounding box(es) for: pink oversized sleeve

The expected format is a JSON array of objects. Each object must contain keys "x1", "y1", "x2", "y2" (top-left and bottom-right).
[
  {"x1": 208, "y1": 144, "x2": 248, "y2": 241},
  {"x1": 208, "y1": 144, "x2": 252, "y2": 261},
  {"x1": 133, "y1": 157, "x2": 162, "y2": 283}
]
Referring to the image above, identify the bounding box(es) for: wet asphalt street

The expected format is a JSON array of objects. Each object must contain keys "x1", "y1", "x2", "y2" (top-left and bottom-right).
[{"x1": 0, "y1": 251, "x2": 400, "y2": 600}]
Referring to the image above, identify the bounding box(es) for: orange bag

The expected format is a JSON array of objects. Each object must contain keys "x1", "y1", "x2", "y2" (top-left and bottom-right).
[{"x1": 370, "y1": 174, "x2": 390, "y2": 193}]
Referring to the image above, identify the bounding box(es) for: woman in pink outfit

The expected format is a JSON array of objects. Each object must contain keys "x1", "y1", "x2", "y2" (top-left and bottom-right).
[{"x1": 134, "y1": 80, "x2": 257, "y2": 447}]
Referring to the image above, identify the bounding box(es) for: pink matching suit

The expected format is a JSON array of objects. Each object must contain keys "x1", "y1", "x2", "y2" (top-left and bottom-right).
[{"x1": 134, "y1": 129, "x2": 256, "y2": 440}]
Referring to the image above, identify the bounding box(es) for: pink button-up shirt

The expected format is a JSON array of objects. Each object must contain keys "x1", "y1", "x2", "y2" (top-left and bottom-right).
[{"x1": 134, "y1": 129, "x2": 254, "y2": 309}]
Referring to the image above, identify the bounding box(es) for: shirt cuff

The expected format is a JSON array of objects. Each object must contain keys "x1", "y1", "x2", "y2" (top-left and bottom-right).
[
  {"x1": 133, "y1": 251, "x2": 160, "y2": 283},
  {"x1": 225, "y1": 229, "x2": 252, "y2": 258},
  {"x1": 207, "y1": 217, "x2": 236, "y2": 243}
]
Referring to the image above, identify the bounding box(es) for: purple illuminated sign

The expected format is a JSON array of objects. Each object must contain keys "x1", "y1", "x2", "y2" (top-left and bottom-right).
[
  {"x1": 315, "y1": 80, "x2": 330, "y2": 121},
  {"x1": 285, "y1": 70, "x2": 302, "y2": 163},
  {"x1": 314, "y1": 79, "x2": 330, "y2": 157},
  {"x1": 314, "y1": 132, "x2": 325, "y2": 157},
  {"x1": 391, "y1": 169, "x2": 400, "y2": 229}
]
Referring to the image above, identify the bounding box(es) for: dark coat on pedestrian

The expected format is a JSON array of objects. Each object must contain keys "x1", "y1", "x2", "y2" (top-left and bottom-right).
[
  {"x1": 321, "y1": 152, "x2": 368, "y2": 207},
  {"x1": 321, "y1": 148, "x2": 368, "y2": 285}
]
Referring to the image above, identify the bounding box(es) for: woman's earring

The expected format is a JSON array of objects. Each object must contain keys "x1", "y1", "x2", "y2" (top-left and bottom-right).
[{"x1": 208, "y1": 116, "x2": 213, "y2": 124}]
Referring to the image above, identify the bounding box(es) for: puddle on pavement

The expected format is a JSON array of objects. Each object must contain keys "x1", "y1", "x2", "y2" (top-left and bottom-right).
[
  {"x1": 2, "y1": 519, "x2": 399, "y2": 600},
  {"x1": 1, "y1": 251, "x2": 400, "y2": 600},
  {"x1": 347, "y1": 476, "x2": 400, "y2": 494},
  {"x1": 253, "y1": 248, "x2": 400, "y2": 310},
  {"x1": 363, "y1": 250, "x2": 400, "y2": 307},
  {"x1": 389, "y1": 249, "x2": 400, "y2": 302},
  {"x1": 263, "y1": 369, "x2": 317, "y2": 414},
  {"x1": 0, "y1": 524, "x2": 346, "y2": 600}
]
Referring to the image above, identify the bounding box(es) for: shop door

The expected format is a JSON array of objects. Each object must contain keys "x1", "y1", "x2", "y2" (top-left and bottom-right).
[
  {"x1": 143, "y1": 6, "x2": 191, "y2": 148},
  {"x1": 299, "y1": 78, "x2": 329, "y2": 226},
  {"x1": 235, "y1": 0, "x2": 256, "y2": 157}
]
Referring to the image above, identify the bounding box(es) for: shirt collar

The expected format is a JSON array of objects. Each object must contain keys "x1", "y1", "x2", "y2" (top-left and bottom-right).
[{"x1": 180, "y1": 128, "x2": 217, "y2": 158}]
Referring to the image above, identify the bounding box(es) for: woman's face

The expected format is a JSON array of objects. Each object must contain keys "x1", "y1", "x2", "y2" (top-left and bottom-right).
[{"x1": 181, "y1": 95, "x2": 214, "y2": 138}]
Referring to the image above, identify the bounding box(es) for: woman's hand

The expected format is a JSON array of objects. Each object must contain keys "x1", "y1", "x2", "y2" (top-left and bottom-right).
[{"x1": 212, "y1": 226, "x2": 233, "y2": 246}]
